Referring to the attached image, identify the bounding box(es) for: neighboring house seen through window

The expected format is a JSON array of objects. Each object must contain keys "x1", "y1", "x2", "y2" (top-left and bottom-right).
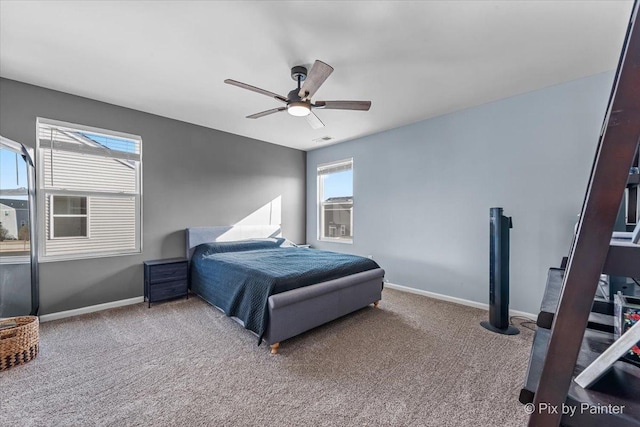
[
  {"x1": 317, "y1": 158, "x2": 353, "y2": 243},
  {"x1": 37, "y1": 118, "x2": 142, "y2": 260}
]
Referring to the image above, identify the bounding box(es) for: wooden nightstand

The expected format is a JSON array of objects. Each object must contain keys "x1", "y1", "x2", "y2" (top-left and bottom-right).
[{"x1": 143, "y1": 258, "x2": 188, "y2": 308}]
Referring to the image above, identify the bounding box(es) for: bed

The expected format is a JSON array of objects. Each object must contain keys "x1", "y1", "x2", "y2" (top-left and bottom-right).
[{"x1": 186, "y1": 226, "x2": 385, "y2": 353}]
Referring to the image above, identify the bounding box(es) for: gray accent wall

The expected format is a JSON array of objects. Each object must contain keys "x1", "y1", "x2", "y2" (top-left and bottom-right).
[
  {"x1": 307, "y1": 72, "x2": 615, "y2": 315},
  {"x1": 0, "y1": 78, "x2": 306, "y2": 315}
]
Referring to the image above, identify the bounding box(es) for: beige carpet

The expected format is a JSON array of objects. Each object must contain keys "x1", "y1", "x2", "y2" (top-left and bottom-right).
[{"x1": 1, "y1": 289, "x2": 534, "y2": 427}]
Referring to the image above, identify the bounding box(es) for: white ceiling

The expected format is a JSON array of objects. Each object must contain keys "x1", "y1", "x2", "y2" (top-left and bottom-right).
[{"x1": 0, "y1": 1, "x2": 634, "y2": 151}]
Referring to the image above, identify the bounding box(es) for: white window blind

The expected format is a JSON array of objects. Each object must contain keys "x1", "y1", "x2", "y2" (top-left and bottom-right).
[
  {"x1": 37, "y1": 118, "x2": 142, "y2": 260},
  {"x1": 317, "y1": 159, "x2": 353, "y2": 176}
]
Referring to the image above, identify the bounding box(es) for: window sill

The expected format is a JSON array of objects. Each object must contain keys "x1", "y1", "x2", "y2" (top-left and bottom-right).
[
  {"x1": 318, "y1": 238, "x2": 353, "y2": 245},
  {"x1": 39, "y1": 249, "x2": 142, "y2": 263},
  {"x1": 0, "y1": 255, "x2": 31, "y2": 265}
]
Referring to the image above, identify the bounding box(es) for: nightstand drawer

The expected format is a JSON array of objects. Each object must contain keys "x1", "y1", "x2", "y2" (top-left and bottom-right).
[
  {"x1": 149, "y1": 263, "x2": 188, "y2": 282},
  {"x1": 149, "y1": 280, "x2": 187, "y2": 301}
]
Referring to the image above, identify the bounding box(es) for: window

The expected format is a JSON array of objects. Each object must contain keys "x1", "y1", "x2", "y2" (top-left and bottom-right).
[
  {"x1": 0, "y1": 141, "x2": 32, "y2": 259},
  {"x1": 317, "y1": 158, "x2": 353, "y2": 243},
  {"x1": 50, "y1": 196, "x2": 88, "y2": 238},
  {"x1": 37, "y1": 118, "x2": 142, "y2": 260}
]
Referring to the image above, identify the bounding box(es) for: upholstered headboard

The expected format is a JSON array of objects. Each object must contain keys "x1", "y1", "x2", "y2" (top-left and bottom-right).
[{"x1": 185, "y1": 225, "x2": 282, "y2": 261}]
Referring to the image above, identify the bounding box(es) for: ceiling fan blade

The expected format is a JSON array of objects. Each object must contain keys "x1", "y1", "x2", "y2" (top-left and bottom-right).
[
  {"x1": 298, "y1": 60, "x2": 334, "y2": 100},
  {"x1": 247, "y1": 107, "x2": 287, "y2": 119},
  {"x1": 224, "y1": 79, "x2": 288, "y2": 103},
  {"x1": 305, "y1": 111, "x2": 325, "y2": 129},
  {"x1": 314, "y1": 100, "x2": 371, "y2": 111}
]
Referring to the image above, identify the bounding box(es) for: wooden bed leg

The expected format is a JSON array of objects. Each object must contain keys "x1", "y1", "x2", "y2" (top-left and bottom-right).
[
  {"x1": 374, "y1": 300, "x2": 380, "y2": 308},
  {"x1": 270, "y1": 342, "x2": 280, "y2": 354}
]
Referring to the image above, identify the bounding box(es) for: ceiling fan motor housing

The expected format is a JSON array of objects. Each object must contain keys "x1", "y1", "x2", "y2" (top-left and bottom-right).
[
  {"x1": 287, "y1": 70, "x2": 311, "y2": 116},
  {"x1": 287, "y1": 89, "x2": 304, "y2": 103}
]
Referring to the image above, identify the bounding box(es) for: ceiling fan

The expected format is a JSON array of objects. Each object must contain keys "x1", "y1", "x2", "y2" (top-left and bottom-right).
[{"x1": 224, "y1": 60, "x2": 371, "y2": 129}]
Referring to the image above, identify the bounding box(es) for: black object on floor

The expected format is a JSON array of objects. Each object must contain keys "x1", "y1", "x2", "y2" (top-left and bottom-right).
[{"x1": 481, "y1": 207, "x2": 519, "y2": 335}]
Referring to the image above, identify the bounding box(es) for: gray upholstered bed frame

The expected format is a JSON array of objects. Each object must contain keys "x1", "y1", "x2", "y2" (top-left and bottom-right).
[{"x1": 185, "y1": 226, "x2": 385, "y2": 353}]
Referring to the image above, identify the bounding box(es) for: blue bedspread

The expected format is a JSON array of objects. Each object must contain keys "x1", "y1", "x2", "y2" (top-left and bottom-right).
[{"x1": 189, "y1": 239, "x2": 380, "y2": 342}]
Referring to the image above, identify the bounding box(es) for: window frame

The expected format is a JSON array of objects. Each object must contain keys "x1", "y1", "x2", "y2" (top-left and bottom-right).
[
  {"x1": 317, "y1": 158, "x2": 354, "y2": 244},
  {"x1": 36, "y1": 118, "x2": 143, "y2": 262}
]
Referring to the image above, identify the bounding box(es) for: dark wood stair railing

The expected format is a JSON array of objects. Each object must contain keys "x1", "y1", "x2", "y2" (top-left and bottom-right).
[{"x1": 527, "y1": 2, "x2": 640, "y2": 426}]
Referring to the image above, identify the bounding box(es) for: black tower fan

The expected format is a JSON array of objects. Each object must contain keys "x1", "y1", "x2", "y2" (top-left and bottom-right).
[{"x1": 481, "y1": 207, "x2": 519, "y2": 335}]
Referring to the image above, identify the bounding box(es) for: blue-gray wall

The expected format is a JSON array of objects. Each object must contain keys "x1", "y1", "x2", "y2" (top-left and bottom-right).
[
  {"x1": 0, "y1": 78, "x2": 306, "y2": 315},
  {"x1": 307, "y1": 72, "x2": 614, "y2": 315}
]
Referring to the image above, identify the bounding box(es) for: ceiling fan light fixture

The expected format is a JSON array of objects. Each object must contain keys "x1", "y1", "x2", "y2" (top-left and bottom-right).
[{"x1": 288, "y1": 102, "x2": 310, "y2": 117}]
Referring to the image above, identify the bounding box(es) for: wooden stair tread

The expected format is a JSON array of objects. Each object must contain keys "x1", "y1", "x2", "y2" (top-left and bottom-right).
[
  {"x1": 536, "y1": 268, "x2": 615, "y2": 332},
  {"x1": 604, "y1": 240, "x2": 640, "y2": 278}
]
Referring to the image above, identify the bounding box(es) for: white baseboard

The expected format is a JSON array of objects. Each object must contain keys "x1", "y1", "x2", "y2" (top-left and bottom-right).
[
  {"x1": 38, "y1": 285, "x2": 537, "y2": 323},
  {"x1": 39, "y1": 296, "x2": 144, "y2": 322},
  {"x1": 384, "y1": 282, "x2": 537, "y2": 321}
]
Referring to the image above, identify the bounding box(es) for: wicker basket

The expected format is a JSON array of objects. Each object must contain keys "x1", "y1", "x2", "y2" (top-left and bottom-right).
[{"x1": 0, "y1": 316, "x2": 39, "y2": 371}]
